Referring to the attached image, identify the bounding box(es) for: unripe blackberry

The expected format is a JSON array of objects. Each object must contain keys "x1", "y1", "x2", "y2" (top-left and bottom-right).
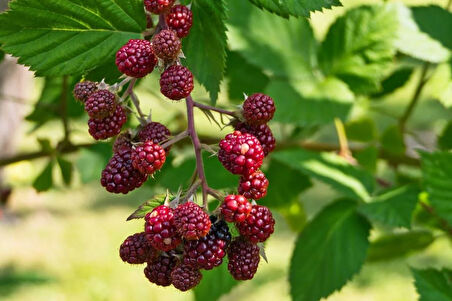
[
  {"x1": 137, "y1": 122, "x2": 171, "y2": 152},
  {"x1": 220, "y1": 194, "x2": 252, "y2": 223},
  {"x1": 235, "y1": 122, "x2": 276, "y2": 156},
  {"x1": 227, "y1": 237, "x2": 260, "y2": 280},
  {"x1": 116, "y1": 39, "x2": 157, "y2": 78},
  {"x1": 218, "y1": 131, "x2": 264, "y2": 176},
  {"x1": 237, "y1": 205, "x2": 275, "y2": 243},
  {"x1": 113, "y1": 132, "x2": 132, "y2": 153},
  {"x1": 144, "y1": 254, "x2": 178, "y2": 287},
  {"x1": 171, "y1": 264, "x2": 202, "y2": 291},
  {"x1": 166, "y1": 5, "x2": 193, "y2": 38},
  {"x1": 174, "y1": 202, "x2": 211, "y2": 240},
  {"x1": 145, "y1": 205, "x2": 182, "y2": 251},
  {"x1": 242, "y1": 93, "x2": 275, "y2": 125},
  {"x1": 238, "y1": 170, "x2": 269, "y2": 200},
  {"x1": 160, "y1": 65, "x2": 194, "y2": 100},
  {"x1": 101, "y1": 148, "x2": 147, "y2": 194},
  {"x1": 85, "y1": 90, "x2": 116, "y2": 119},
  {"x1": 182, "y1": 217, "x2": 230, "y2": 270},
  {"x1": 144, "y1": 0, "x2": 175, "y2": 14},
  {"x1": 88, "y1": 105, "x2": 127, "y2": 140},
  {"x1": 119, "y1": 232, "x2": 157, "y2": 264},
  {"x1": 73, "y1": 81, "x2": 98, "y2": 102},
  {"x1": 131, "y1": 141, "x2": 166, "y2": 175},
  {"x1": 151, "y1": 29, "x2": 181, "y2": 62}
]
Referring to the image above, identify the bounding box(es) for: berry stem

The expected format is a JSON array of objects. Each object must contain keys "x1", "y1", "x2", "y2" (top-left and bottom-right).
[
  {"x1": 160, "y1": 130, "x2": 189, "y2": 149},
  {"x1": 127, "y1": 78, "x2": 147, "y2": 125},
  {"x1": 193, "y1": 101, "x2": 237, "y2": 117},
  {"x1": 185, "y1": 95, "x2": 209, "y2": 209},
  {"x1": 155, "y1": 13, "x2": 168, "y2": 34}
]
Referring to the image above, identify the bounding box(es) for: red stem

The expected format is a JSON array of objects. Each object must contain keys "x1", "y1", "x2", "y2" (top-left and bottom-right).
[{"x1": 193, "y1": 101, "x2": 237, "y2": 117}]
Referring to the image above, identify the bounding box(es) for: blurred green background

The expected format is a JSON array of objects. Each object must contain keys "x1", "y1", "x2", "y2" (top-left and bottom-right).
[{"x1": 1, "y1": 0, "x2": 451, "y2": 300}]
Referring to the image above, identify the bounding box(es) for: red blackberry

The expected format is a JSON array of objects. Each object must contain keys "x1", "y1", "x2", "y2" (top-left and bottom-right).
[
  {"x1": 119, "y1": 232, "x2": 157, "y2": 264},
  {"x1": 73, "y1": 81, "x2": 98, "y2": 102},
  {"x1": 227, "y1": 237, "x2": 260, "y2": 280},
  {"x1": 160, "y1": 65, "x2": 194, "y2": 100},
  {"x1": 137, "y1": 122, "x2": 171, "y2": 152},
  {"x1": 131, "y1": 141, "x2": 166, "y2": 175},
  {"x1": 115, "y1": 39, "x2": 157, "y2": 78},
  {"x1": 236, "y1": 205, "x2": 275, "y2": 243},
  {"x1": 166, "y1": 5, "x2": 193, "y2": 38},
  {"x1": 145, "y1": 205, "x2": 181, "y2": 251},
  {"x1": 174, "y1": 202, "x2": 211, "y2": 240},
  {"x1": 182, "y1": 217, "x2": 230, "y2": 270},
  {"x1": 84, "y1": 90, "x2": 116, "y2": 119},
  {"x1": 242, "y1": 93, "x2": 276, "y2": 125},
  {"x1": 144, "y1": 0, "x2": 175, "y2": 14},
  {"x1": 113, "y1": 132, "x2": 132, "y2": 153},
  {"x1": 101, "y1": 148, "x2": 147, "y2": 194},
  {"x1": 220, "y1": 194, "x2": 252, "y2": 223},
  {"x1": 151, "y1": 29, "x2": 181, "y2": 62},
  {"x1": 235, "y1": 122, "x2": 276, "y2": 156},
  {"x1": 88, "y1": 105, "x2": 127, "y2": 140},
  {"x1": 218, "y1": 131, "x2": 264, "y2": 176},
  {"x1": 144, "y1": 254, "x2": 178, "y2": 287},
  {"x1": 171, "y1": 264, "x2": 202, "y2": 291},
  {"x1": 238, "y1": 170, "x2": 269, "y2": 200}
]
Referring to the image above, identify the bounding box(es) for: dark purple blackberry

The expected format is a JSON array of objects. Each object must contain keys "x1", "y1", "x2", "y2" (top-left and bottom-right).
[
  {"x1": 144, "y1": 254, "x2": 178, "y2": 287},
  {"x1": 151, "y1": 29, "x2": 181, "y2": 62},
  {"x1": 227, "y1": 237, "x2": 260, "y2": 280},
  {"x1": 119, "y1": 232, "x2": 157, "y2": 264},
  {"x1": 88, "y1": 105, "x2": 127, "y2": 140},
  {"x1": 171, "y1": 264, "x2": 202, "y2": 291},
  {"x1": 73, "y1": 81, "x2": 98, "y2": 102}
]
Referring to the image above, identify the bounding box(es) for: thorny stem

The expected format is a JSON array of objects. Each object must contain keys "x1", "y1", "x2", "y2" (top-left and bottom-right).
[
  {"x1": 193, "y1": 101, "x2": 238, "y2": 117},
  {"x1": 160, "y1": 130, "x2": 189, "y2": 150},
  {"x1": 126, "y1": 78, "x2": 147, "y2": 125},
  {"x1": 182, "y1": 179, "x2": 202, "y2": 202}
]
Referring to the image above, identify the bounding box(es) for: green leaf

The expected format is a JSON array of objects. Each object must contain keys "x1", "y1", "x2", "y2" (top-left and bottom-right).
[
  {"x1": 226, "y1": 51, "x2": 269, "y2": 103},
  {"x1": 391, "y1": 3, "x2": 450, "y2": 64},
  {"x1": 279, "y1": 201, "x2": 307, "y2": 232},
  {"x1": 290, "y1": 199, "x2": 371, "y2": 301},
  {"x1": 193, "y1": 263, "x2": 238, "y2": 301},
  {"x1": 274, "y1": 149, "x2": 374, "y2": 202},
  {"x1": 247, "y1": 0, "x2": 342, "y2": 18},
  {"x1": 412, "y1": 268, "x2": 452, "y2": 301},
  {"x1": 372, "y1": 67, "x2": 414, "y2": 98},
  {"x1": 438, "y1": 121, "x2": 452, "y2": 150},
  {"x1": 32, "y1": 160, "x2": 54, "y2": 192},
  {"x1": 412, "y1": 5, "x2": 452, "y2": 50},
  {"x1": 420, "y1": 151, "x2": 452, "y2": 226},
  {"x1": 318, "y1": 5, "x2": 398, "y2": 94},
  {"x1": 0, "y1": 0, "x2": 145, "y2": 77},
  {"x1": 381, "y1": 124, "x2": 405, "y2": 156},
  {"x1": 345, "y1": 118, "x2": 378, "y2": 142},
  {"x1": 183, "y1": 0, "x2": 227, "y2": 104},
  {"x1": 355, "y1": 146, "x2": 378, "y2": 173},
  {"x1": 428, "y1": 61, "x2": 452, "y2": 108},
  {"x1": 57, "y1": 156, "x2": 73, "y2": 186},
  {"x1": 367, "y1": 230, "x2": 434, "y2": 262},
  {"x1": 76, "y1": 143, "x2": 111, "y2": 183},
  {"x1": 359, "y1": 185, "x2": 420, "y2": 228},
  {"x1": 260, "y1": 160, "x2": 312, "y2": 208},
  {"x1": 127, "y1": 194, "x2": 167, "y2": 221},
  {"x1": 267, "y1": 78, "x2": 354, "y2": 127}
]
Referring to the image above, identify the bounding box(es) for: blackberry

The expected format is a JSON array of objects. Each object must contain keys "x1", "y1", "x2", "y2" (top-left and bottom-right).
[
  {"x1": 160, "y1": 65, "x2": 194, "y2": 100},
  {"x1": 116, "y1": 39, "x2": 157, "y2": 78},
  {"x1": 73, "y1": 81, "x2": 98, "y2": 102},
  {"x1": 113, "y1": 132, "x2": 132, "y2": 153},
  {"x1": 151, "y1": 29, "x2": 181, "y2": 62},
  {"x1": 174, "y1": 202, "x2": 211, "y2": 240},
  {"x1": 119, "y1": 232, "x2": 157, "y2": 264},
  {"x1": 131, "y1": 141, "x2": 166, "y2": 175},
  {"x1": 227, "y1": 237, "x2": 260, "y2": 280},
  {"x1": 171, "y1": 264, "x2": 202, "y2": 291},
  {"x1": 220, "y1": 194, "x2": 252, "y2": 223},
  {"x1": 237, "y1": 205, "x2": 275, "y2": 243},
  {"x1": 238, "y1": 170, "x2": 269, "y2": 200},
  {"x1": 144, "y1": 254, "x2": 178, "y2": 287},
  {"x1": 235, "y1": 122, "x2": 276, "y2": 156},
  {"x1": 137, "y1": 122, "x2": 171, "y2": 152},
  {"x1": 218, "y1": 131, "x2": 264, "y2": 176},
  {"x1": 145, "y1": 205, "x2": 181, "y2": 251},
  {"x1": 101, "y1": 148, "x2": 147, "y2": 194},
  {"x1": 85, "y1": 90, "x2": 116, "y2": 119},
  {"x1": 166, "y1": 5, "x2": 193, "y2": 38},
  {"x1": 144, "y1": 0, "x2": 175, "y2": 14},
  {"x1": 88, "y1": 105, "x2": 127, "y2": 140},
  {"x1": 242, "y1": 93, "x2": 275, "y2": 125}
]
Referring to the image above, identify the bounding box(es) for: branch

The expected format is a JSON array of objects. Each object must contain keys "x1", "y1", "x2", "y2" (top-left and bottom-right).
[
  {"x1": 160, "y1": 130, "x2": 189, "y2": 149},
  {"x1": 193, "y1": 101, "x2": 238, "y2": 117}
]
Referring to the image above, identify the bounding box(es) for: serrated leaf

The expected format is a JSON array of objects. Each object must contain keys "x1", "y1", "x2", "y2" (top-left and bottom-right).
[
  {"x1": 248, "y1": 0, "x2": 341, "y2": 18},
  {"x1": 412, "y1": 5, "x2": 452, "y2": 50},
  {"x1": 274, "y1": 149, "x2": 374, "y2": 202},
  {"x1": 367, "y1": 230, "x2": 434, "y2": 262},
  {"x1": 359, "y1": 185, "x2": 420, "y2": 228},
  {"x1": 345, "y1": 118, "x2": 378, "y2": 142},
  {"x1": 267, "y1": 78, "x2": 354, "y2": 127},
  {"x1": 290, "y1": 199, "x2": 371, "y2": 301},
  {"x1": 372, "y1": 67, "x2": 414, "y2": 98},
  {"x1": 318, "y1": 5, "x2": 398, "y2": 94},
  {"x1": 427, "y1": 62, "x2": 452, "y2": 108},
  {"x1": 391, "y1": 3, "x2": 450, "y2": 63},
  {"x1": 57, "y1": 156, "x2": 73, "y2": 186},
  {"x1": 420, "y1": 151, "x2": 452, "y2": 226},
  {"x1": 412, "y1": 268, "x2": 452, "y2": 301},
  {"x1": 33, "y1": 160, "x2": 54, "y2": 192},
  {"x1": 127, "y1": 194, "x2": 166, "y2": 221},
  {"x1": 183, "y1": 0, "x2": 227, "y2": 104},
  {"x1": 0, "y1": 0, "x2": 145, "y2": 77},
  {"x1": 193, "y1": 263, "x2": 238, "y2": 301}
]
